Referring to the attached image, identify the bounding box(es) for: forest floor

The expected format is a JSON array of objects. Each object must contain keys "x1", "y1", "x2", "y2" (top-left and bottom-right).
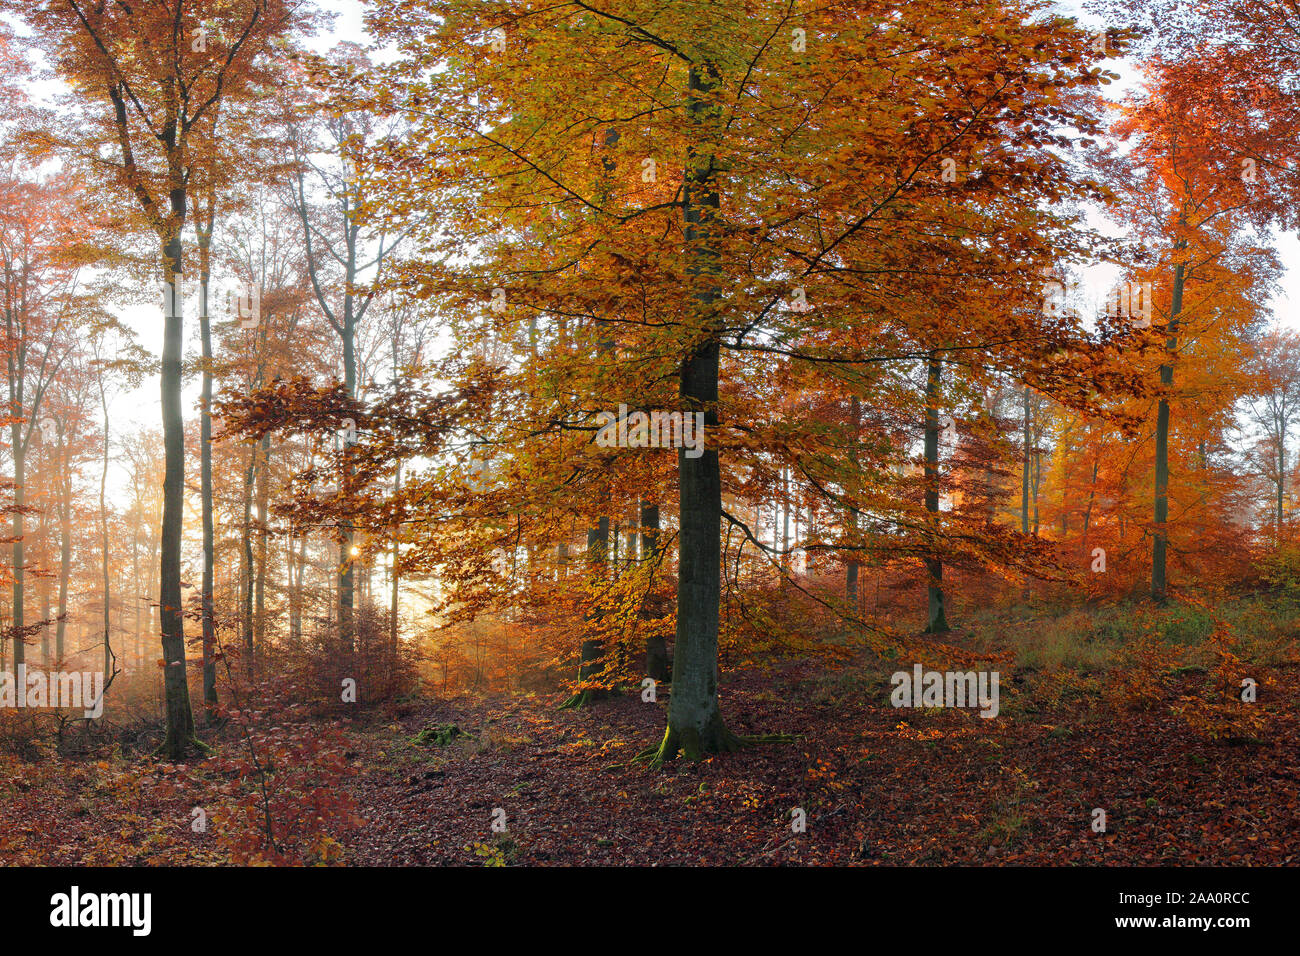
[
  {"x1": 3, "y1": 629, "x2": 1298, "y2": 866},
  {"x1": 339, "y1": 651, "x2": 1300, "y2": 866}
]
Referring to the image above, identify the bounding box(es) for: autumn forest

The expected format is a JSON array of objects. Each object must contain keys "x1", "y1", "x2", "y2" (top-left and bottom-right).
[{"x1": 0, "y1": 0, "x2": 1297, "y2": 889}]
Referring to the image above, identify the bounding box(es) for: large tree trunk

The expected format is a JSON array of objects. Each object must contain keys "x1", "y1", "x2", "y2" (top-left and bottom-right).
[
  {"x1": 159, "y1": 229, "x2": 197, "y2": 758},
  {"x1": 1152, "y1": 258, "x2": 1186, "y2": 604},
  {"x1": 924, "y1": 353, "x2": 948, "y2": 633},
  {"x1": 648, "y1": 60, "x2": 740, "y2": 763}
]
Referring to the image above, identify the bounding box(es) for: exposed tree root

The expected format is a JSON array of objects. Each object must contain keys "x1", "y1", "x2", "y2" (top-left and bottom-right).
[
  {"x1": 634, "y1": 719, "x2": 795, "y2": 769},
  {"x1": 558, "y1": 688, "x2": 612, "y2": 710},
  {"x1": 153, "y1": 734, "x2": 214, "y2": 760}
]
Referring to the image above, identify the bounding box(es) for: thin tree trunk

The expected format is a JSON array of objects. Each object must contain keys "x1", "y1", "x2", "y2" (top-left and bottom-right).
[
  {"x1": 1278, "y1": 436, "x2": 1285, "y2": 540},
  {"x1": 8, "y1": 360, "x2": 24, "y2": 668},
  {"x1": 640, "y1": 501, "x2": 668, "y2": 682},
  {"x1": 781, "y1": 466, "x2": 790, "y2": 567},
  {"x1": 198, "y1": 254, "x2": 218, "y2": 719},
  {"x1": 241, "y1": 444, "x2": 256, "y2": 680},
  {"x1": 56, "y1": 426, "x2": 70, "y2": 662},
  {"x1": 924, "y1": 353, "x2": 948, "y2": 632},
  {"x1": 1022, "y1": 386, "x2": 1031, "y2": 535},
  {"x1": 339, "y1": 307, "x2": 356, "y2": 658},
  {"x1": 390, "y1": 461, "x2": 401, "y2": 666},
  {"x1": 100, "y1": 382, "x2": 111, "y2": 700},
  {"x1": 846, "y1": 395, "x2": 861, "y2": 606},
  {"x1": 1153, "y1": 256, "x2": 1186, "y2": 604},
  {"x1": 255, "y1": 432, "x2": 270, "y2": 649},
  {"x1": 563, "y1": 513, "x2": 610, "y2": 707},
  {"x1": 40, "y1": 574, "x2": 50, "y2": 664}
]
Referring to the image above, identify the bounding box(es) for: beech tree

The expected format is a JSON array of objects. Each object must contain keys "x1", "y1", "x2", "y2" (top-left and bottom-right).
[
  {"x1": 11, "y1": 0, "x2": 306, "y2": 756},
  {"x1": 1245, "y1": 331, "x2": 1300, "y2": 538},
  {"x1": 0, "y1": 173, "x2": 88, "y2": 668},
  {"x1": 339, "y1": 0, "x2": 1136, "y2": 762},
  {"x1": 1108, "y1": 58, "x2": 1280, "y2": 602}
]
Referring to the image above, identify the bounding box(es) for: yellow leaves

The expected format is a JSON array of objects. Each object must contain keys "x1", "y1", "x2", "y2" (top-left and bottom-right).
[
  {"x1": 308, "y1": 834, "x2": 346, "y2": 866},
  {"x1": 467, "y1": 840, "x2": 507, "y2": 866}
]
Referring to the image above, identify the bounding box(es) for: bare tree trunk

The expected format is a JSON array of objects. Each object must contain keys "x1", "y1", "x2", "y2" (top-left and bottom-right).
[
  {"x1": 1022, "y1": 386, "x2": 1031, "y2": 536},
  {"x1": 846, "y1": 395, "x2": 861, "y2": 606},
  {"x1": 241, "y1": 444, "x2": 256, "y2": 680},
  {"x1": 1278, "y1": 435, "x2": 1286, "y2": 540},
  {"x1": 781, "y1": 466, "x2": 790, "y2": 567},
  {"x1": 924, "y1": 353, "x2": 948, "y2": 633},
  {"x1": 255, "y1": 433, "x2": 270, "y2": 654},
  {"x1": 100, "y1": 381, "x2": 112, "y2": 701},
  {"x1": 57, "y1": 426, "x2": 71, "y2": 662},
  {"x1": 390, "y1": 461, "x2": 401, "y2": 666},
  {"x1": 1153, "y1": 256, "x2": 1186, "y2": 604},
  {"x1": 8, "y1": 355, "x2": 24, "y2": 668},
  {"x1": 160, "y1": 242, "x2": 197, "y2": 757},
  {"x1": 650, "y1": 60, "x2": 739, "y2": 763}
]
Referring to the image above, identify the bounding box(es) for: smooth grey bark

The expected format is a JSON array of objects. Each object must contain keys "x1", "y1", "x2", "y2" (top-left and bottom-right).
[
  {"x1": 9, "y1": 411, "x2": 23, "y2": 668},
  {"x1": 650, "y1": 60, "x2": 739, "y2": 762},
  {"x1": 160, "y1": 227, "x2": 197, "y2": 756},
  {"x1": 1153, "y1": 257, "x2": 1186, "y2": 604},
  {"x1": 390, "y1": 460, "x2": 401, "y2": 664},
  {"x1": 98, "y1": 364, "x2": 111, "y2": 700},
  {"x1": 781, "y1": 466, "x2": 790, "y2": 566},
  {"x1": 1021, "y1": 385, "x2": 1031, "y2": 536},
  {"x1": 6, "y1": 289, "x2": 25, "y2": 667},
  {"x1": 56, "y1": 420, "x2": 70, "y2": 662},
  {"x1": 1277, "y1": 436, "x2": 1285, "y2": 533}
]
